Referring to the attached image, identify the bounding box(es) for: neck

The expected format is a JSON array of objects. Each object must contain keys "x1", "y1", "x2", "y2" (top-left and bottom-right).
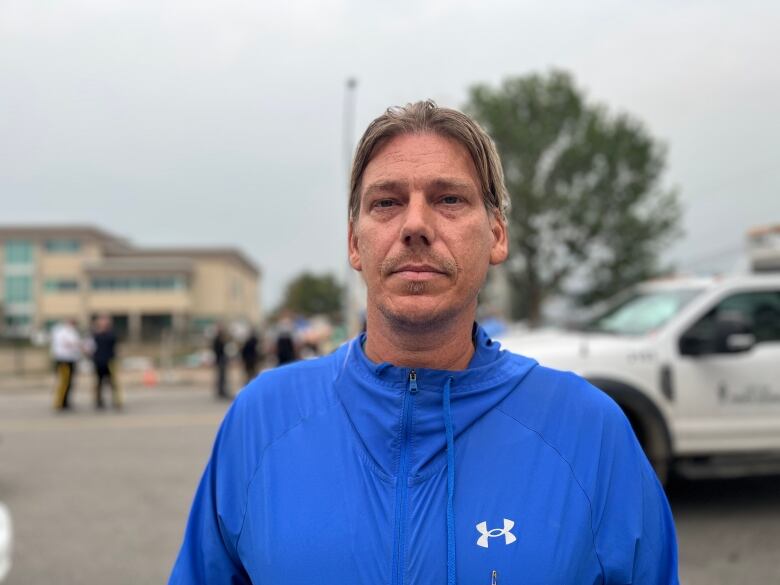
[{"x1": 363, "y1": 305, "x2": 476, "y2": 371}]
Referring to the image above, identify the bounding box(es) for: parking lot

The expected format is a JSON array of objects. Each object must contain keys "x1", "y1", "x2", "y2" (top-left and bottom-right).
[{"x1": 1, "y1": 380, "x2": 779, "y2": 584}]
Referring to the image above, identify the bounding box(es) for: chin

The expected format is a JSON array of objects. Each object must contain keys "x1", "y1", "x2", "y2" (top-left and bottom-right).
[{"x1": 377, "y1": 295, "x2": 460, "y2": 332}]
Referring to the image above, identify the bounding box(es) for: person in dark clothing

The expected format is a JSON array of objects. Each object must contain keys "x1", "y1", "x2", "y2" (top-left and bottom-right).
[
  {"x1": 240, "y1": 328, "x2": 262, "y2": 384},
  {"x1": 212, "y1": 325, "x2": 230, "y2": 400},
  {"x1": 90, "y1": 314, "x2": 122, "y2": 410},
  {"x1": 275, "y1": 319, "x2": 297, "y2": 366}
]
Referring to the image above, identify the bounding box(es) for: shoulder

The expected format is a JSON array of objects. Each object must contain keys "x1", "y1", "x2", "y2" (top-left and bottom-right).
[
  {"x1": 497, "y1": 361, "x2": 639, "y2": 494},
  {"x1": 496, "y1": 356, "x2": 678, "y2": 579},
  {"x1": 240, "y1": 348, "x2": 345, "y2": 403},
  {"x1": 207, "y1": 350, "x2": 348, "y2": 499},
  {"x1": 499, "y1": 359, "x2": 626, "y2": 434},
  {"x1": 226, "y1": 348, "x2": 347, "y2": 447}
]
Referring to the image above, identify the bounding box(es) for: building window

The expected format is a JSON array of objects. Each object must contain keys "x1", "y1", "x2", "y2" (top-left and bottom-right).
[
  {"x1": 4, "y1": 240, "x2": 33, "y2": 264},
  {"x1": 44, "y1": 239, "x2": 82, "y2": 253},
  {"x1": 91, "y1": 276, "x2": 187, "y2": 291},
  {"x1": 4, "y1": 314, "x2": 31, "y2": 329},
  {"x1": 44, "y1": 279, "x2": 80, "y2": 292},
  {"x1": 191, "y1": 317, "x2": 216, "y2": 334},
  {"x1": 4, "y1": 275, "x2": 33, "y2": 303}
]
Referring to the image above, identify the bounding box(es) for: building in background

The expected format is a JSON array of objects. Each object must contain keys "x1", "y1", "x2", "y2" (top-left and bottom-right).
[{"x1": 0, "y1": 225, "x2": 261, "y2": 342}]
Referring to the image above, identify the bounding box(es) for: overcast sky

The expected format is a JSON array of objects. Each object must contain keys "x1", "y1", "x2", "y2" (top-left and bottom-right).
[{"x1": 2, "y1": 0, "x2": 778, "y2": 310}]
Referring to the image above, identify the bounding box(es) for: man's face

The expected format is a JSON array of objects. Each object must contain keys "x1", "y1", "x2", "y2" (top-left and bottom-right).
[{"x1": 349, "y1": 132, "x2": 508, "y2": 330}]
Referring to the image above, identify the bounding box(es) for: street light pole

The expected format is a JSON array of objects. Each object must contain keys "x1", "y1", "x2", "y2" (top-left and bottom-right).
[{"x1": 342, "y1": 77, "x2": 360, "y2": 337}]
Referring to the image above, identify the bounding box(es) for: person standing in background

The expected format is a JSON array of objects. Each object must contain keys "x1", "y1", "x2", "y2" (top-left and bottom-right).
[
  {"x1": 212, "y1": 324, "x2": 230, "y2": 400},
  {"x1": 240, "y1": 327, "x2": 261, "y2": 384},
  {"x1": 51, "y1": 319, "x2": 82, "y2": 411},
  {"x1": 90, "y1": 314, "x2": 122, "y2": 410},
  {"x1": 274, "y1": 314, "x2": 298, "y2": 366}
]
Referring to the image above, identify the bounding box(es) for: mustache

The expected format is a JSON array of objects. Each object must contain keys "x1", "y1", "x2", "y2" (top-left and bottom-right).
[{"x1": 380, "y1": 252, "x2": 457, "y2": 277}]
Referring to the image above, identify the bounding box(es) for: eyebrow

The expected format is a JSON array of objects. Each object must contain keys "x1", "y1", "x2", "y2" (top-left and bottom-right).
[
  {"x1": 362, "y1": 177, "x2": 477, "y2": 199},
  {"x1": 363, "y1": 180, "x2": 409, "y2": 199},
  {"x1": 428, "y1": 178, "x2": 476, "y2": 193}
]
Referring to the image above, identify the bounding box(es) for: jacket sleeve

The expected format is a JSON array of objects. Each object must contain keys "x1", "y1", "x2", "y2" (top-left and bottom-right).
[
  {"x1": 593, "y1": 406, "x2": 679, "y2": 585},
  {"x1": 169, "y1": 398, "x2": 253, "y2": 584}
]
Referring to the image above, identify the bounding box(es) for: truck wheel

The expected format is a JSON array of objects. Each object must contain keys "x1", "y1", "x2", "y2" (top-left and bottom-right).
[
  {"x1": 587, "y1": 378, "x2": 674, "y2": 488},
  {"x1": 623, "y1": 407, "x2": 671, "y2": 486}
]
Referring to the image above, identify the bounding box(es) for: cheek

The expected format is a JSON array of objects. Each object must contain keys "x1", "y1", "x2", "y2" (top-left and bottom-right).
[
  {"x1": 356, "y1": 229, "x2": 387, "y2": 275},
  {"x1": 453, "y1": 225, "x2": 494, "y2": 277}
]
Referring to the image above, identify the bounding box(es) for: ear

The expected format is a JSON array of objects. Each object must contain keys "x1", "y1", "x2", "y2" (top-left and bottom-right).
[
  {"x1": 488, "y1": 214, "x2": 509, "y2": 266},
  {"x1": 348, "y1": 220, "x2": 362, "y2": 271}
]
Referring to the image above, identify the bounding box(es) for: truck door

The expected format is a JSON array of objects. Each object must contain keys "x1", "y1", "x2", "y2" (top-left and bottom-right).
[{"x1": 674, "y1": 290, "x2": 780, "y2": 454}]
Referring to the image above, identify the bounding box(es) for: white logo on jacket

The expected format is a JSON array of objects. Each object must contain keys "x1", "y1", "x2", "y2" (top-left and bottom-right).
[{"x1": 476, "y1": 518, "x2": 517, "y2": 548}]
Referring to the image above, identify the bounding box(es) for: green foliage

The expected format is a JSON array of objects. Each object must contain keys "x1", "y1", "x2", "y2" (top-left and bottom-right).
[
  {"x1": 466, "y1": 70, "x2": 682, "y2": 324},
  {"x1": 279, "y1": 272, "x2": 343, "y2": 321}
]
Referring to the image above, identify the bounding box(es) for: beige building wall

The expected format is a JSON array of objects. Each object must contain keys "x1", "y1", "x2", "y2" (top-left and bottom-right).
[
  {"x1": 36, "y1": 241, "x2": 104, "y2": 327},
  {"x1": 189, "y1": 259, "x2": 260, "y2": 324},
  {"x1": 37, "y1": 292, "x2": 82, "y2": 322},
  {"x1": 2, "y1": 226, "x2": 262, "y2": 338},
  {"x1": 37, "y1": 241, "x2": 103, "y2": 274},
  {"x1": 246, "y1": 276, "x2": 262, "y2": 324},
  {"x1": 87, "y1": 291, "x2": 192, "y2": 314}
]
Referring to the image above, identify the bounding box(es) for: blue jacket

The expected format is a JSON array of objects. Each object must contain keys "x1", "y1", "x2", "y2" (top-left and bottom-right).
[{"x1": 170, "y1": 326, "x2": 678, "y2": 584}]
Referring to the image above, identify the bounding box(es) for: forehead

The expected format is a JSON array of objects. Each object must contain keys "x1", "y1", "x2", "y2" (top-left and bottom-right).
[{"x1": 361, "y1": 133, "x2": 480, "y2": 194}]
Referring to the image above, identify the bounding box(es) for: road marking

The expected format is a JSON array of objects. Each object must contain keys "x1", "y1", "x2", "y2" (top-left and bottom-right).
[{"x1": 0, "y1": 412, "x2": 223, "y2": 433}]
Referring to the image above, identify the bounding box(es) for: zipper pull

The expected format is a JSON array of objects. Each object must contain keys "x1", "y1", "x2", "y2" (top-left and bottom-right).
[
  {"x1": 491, "y1": 569, "x2": 498, "y2": 585},
  {"x1": 408, "y1": 370, "x2": 418, "y2": 394}
]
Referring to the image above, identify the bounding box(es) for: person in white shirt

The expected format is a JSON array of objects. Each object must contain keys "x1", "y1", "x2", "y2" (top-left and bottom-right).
[{"x1": 50, "y1": 319, "x2": 82, "y2": 411}]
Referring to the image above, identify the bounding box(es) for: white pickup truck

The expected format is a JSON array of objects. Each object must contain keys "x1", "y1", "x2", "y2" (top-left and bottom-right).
[{"x1": 499, "y1": 274, "x2": 780, "y2": 484}]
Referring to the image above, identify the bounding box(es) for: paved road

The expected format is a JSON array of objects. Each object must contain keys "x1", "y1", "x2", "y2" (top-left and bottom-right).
[
  {"x1": 0, "y1": 382, "x2": 778, "y2": 584},
  {"x1": 0, "y1": 383, "x2": 228, "y2": 585}
]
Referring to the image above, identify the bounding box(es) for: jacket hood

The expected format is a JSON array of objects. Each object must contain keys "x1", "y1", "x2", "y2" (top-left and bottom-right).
[{"x1": 334, "y1": 324, "x2": 538, "y2": 479}]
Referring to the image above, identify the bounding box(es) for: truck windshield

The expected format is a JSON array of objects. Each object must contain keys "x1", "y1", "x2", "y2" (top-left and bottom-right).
[{"x1": 586, "y1": 288, "x2": 703, "y2": 335}]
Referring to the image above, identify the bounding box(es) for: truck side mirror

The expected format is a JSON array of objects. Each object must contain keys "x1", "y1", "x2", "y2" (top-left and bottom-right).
[
  {"x1": 724, "y1": 333, "x2": 756, "y2": 352},
  {"x1": 679, "y1": 310, "x2": 755, "y2": 356},
  {"x1": 679, "y1": 332, "x2": 706, "y2": 356},
  {"x1": 713, "y1": 311, "x2": 755, "y2": 354}
]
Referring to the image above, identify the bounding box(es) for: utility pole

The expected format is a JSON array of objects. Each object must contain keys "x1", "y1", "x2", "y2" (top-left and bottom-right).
[{"x1": 342, "y1": 78, "x2": 361, "y2": 337}]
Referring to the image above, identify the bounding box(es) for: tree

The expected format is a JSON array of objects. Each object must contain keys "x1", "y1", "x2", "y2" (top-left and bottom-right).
[
  {"x1": 278, "y1": 272, "x2": 343, "y2": 321},
  {"x1": 466, "y1": 70, "x2": 682, "y2": 326}
]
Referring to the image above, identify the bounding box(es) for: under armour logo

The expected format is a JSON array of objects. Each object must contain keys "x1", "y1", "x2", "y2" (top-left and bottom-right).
[{"x1": 476, "y1": 518, "x2": 517, "y2": 548}]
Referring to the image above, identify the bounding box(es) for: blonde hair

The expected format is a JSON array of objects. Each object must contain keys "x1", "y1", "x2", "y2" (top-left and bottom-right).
[{"x1": 349, "y1": 100, "x2": 510, "y2": 223}]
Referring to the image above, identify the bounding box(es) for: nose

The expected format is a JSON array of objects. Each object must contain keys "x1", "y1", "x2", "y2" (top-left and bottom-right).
[{"x1": 400, "y1": 195, "x2": 435, "y2": 247}]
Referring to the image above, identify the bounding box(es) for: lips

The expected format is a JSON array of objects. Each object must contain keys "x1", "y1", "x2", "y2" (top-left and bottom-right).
[
  {"x1": 394, "y1": 264, "x2": 445, "y2": 274},
  {"x1": 391, "y1": 264, "x2": 448, "y2": 282},
  {"x1": 381, "y1": 255, "x2": 456, "y2": 280}
]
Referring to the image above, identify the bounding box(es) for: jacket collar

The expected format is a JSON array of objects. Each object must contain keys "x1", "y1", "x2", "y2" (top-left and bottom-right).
[{"x1": 334, "y1": 323, "x2": 537, "y2": 479}]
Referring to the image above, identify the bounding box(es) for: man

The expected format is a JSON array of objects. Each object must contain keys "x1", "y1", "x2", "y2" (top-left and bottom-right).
[
  {"x1": 240, "y1": 327, "x2": 262, "y2": 384},
  {"x1": 51, "y1": 318, "x2": 82, "y2": 411},
  {"x1": 212, "y1": 324, "x2": 231, "y2": 400},
  {"x1": 170, "y1": 101, "x2": 678, "y2": 584},
  {"x1": 90, "y1": 314, "x2": 122, "y2": 410},
  {"x1": 274, "y1": 312, "x2": 298, "y2": 366}
]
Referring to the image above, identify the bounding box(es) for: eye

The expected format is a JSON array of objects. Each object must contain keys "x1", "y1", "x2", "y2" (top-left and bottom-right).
[
  {"x1": 440, "y1": 195, "x2": 462, "y2": 205},
  {"x1": 373, "y1": 198, "x2": 397, "y2": 209}
]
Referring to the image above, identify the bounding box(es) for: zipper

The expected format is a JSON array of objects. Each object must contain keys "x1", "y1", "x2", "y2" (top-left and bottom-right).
[
  {"x1": 491, "y1": 569, "x2": 498, "y2": 585},
  {"x1": 391, "y1": 370, "x2": 418, "y2": 585}
]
